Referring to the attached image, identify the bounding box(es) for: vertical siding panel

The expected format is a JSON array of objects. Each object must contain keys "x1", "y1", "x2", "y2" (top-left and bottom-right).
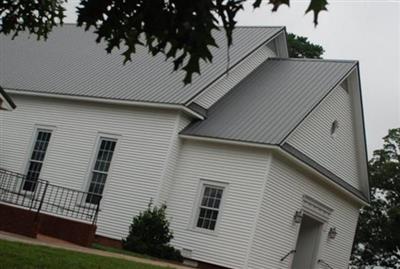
[
  {"x1": 287, "y1": 86, "x2": 361, "y2": 190},
  {"x1": 0, "y1": 95, "x2": 181, "y2": 239},
  {"x1": 167, "y1": 140, "x2": 270, "y2": 269},
  {"x1": 247, "y1": 155, "x2": 360, "y2": 269}
]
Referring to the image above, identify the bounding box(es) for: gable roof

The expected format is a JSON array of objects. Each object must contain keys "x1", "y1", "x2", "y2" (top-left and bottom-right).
[
  {"x1": 182, "y1": 58, "x2": 370, "y2": 204},
  {"x1": 182, "y1": 58, "x2": 357, "y2": 144},
  {"x1": 0, "y1": 24, "x2": 283, "y2": 105}
]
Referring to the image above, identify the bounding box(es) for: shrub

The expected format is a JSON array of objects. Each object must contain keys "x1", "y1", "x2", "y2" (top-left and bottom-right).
[{"x1": 122, "y1": 201, "x2": 183, "y2": 261}]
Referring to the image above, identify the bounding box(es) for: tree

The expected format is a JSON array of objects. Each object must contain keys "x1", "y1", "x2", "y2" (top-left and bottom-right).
[
  {"x1": 122, "y1": 201, "x2": 182, "y2": 261},
  {"x1": 1, "y1": 0, "x2": 328, "y2": 84},
  {"x1": 351, "y1": 128, "x2": 400, "y2": 267},
  {"x1": 287, "y1": 33, "x2": 324, "y2": 58}
]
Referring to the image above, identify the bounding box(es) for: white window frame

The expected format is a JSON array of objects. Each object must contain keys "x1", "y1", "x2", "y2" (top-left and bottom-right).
[
  {"x1": 23, "y1": 125, "x2": 55, "y2": 191},
  {"x1": 190, "y1": 179, "x2": 228, "y2": 234},
  {"x1": 84, "y1": 133, "x2": 120, "y2": 204}
]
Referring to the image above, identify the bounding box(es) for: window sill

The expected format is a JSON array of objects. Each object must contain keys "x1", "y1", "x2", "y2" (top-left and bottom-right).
[{"x1": 186, "y1": 227, "x2": 219, "y2": 236}]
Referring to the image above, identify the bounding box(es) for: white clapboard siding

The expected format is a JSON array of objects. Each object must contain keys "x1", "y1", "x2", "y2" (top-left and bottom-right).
[
  {"x1": 287, "y1": 85, "x2": 361, "y2": 190},
  {"x1": 167, "y1": 140, "x2": 271, "y2": 269},
  {"x1": 193, "y1": 44, "x2": 277, "y2": 109},
  {"x1": 0, "y1": 95, "x2": 184, "y2": 239},
  {"x1": 247, "y1": 154, "x2": 360, "y2": 269}
]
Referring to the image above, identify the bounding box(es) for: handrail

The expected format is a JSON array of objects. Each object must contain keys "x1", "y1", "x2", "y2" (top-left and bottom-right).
[
  {"x1": 0, "y1": 168, "x2": 101, "y2": 224},
  {"x1": 318, "y1": 259, "x2": 334, "y2": 269},
  {"x1": 280, "y1": 250, "x2": 296, "y2": 262}
]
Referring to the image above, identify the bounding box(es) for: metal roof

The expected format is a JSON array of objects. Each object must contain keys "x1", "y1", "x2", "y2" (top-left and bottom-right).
[
  {"x1": 182, "y1": 58, "x2": 357, "y2": 144},
  {"x1": 0, "y1": 24, "x2": 283, "y2": 104}
]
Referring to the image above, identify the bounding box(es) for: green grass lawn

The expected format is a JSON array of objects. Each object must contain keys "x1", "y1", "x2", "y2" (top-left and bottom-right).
[
  {"x1": 0, "y1": 239, "x2": 171, "y2": 269},
  {"x1": 92, "y1": 243, "x2": 154, "y2": 260}
]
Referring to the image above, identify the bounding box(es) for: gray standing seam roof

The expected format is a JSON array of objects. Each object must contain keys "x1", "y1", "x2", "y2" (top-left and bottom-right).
[
  {"x1": 0, "y1": 24, "x2": 283, "y2": 105},
  {"x1": 182, "y1": 58, "x2": 357, "y2": 145}
]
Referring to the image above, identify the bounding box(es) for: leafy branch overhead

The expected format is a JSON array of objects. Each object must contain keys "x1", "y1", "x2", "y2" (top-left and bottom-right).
[{"x1": 0, "y1": 0, "x2": 329, "y2": 84}]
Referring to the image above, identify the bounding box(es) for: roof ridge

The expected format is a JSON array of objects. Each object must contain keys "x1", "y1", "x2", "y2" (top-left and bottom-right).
[
  {"x1": 61, "y1": 23, "x2": 283, "y2": 30},
  {"x1": 270, "y1": 57, "x2": 358, "y2": 64},
  {"x1": 234, "y1": 25, "x2": 285, "y2": 29}
]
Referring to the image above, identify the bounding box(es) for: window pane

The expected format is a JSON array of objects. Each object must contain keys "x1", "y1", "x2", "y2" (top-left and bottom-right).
[
  {"x1": 86, "y1": 138, "x2": 116, "y2": 204},
  {"x1": 196, "y1": 185, "x2": 224, "y2": 231},
  {"x1": 210, "y1": 188, "x2": 216, "y2": 198},
  {"x1": 197, "y1": 217, "x2": 204, "y2": 228},
  {"x1": 201, "y1": 197, "x2": 208, "y2": 207},
  {"x1": 94, "y1": 140, "x2": 116, "y2": 172},
  {"x1": 199, "y1": 208, "x2": 206, "y2": 218},
  {"x1": 24, "y1": 130, "x2": 51, "y2": 191},
  {"x1": 204, "y1": 219, "x2": 210, "y2": 229},
  {"x1": 216, "y1": 189, "x2": 222, "y2": 199},
  {"x1": 209, "y1": 220, "x2": 216, "y2": 230},
  {"x1": 213, "y1": 198, "x2": 221, "y2": 208},
  {"x1": 30, "y1": 131, "x2": 51, "y2": 161},
  {"x1": 212, "y1": 210, "x2": 219, "y2": 220},
  {"x1": 204, "y1": 187, "x2": 211, "y2": 197}
]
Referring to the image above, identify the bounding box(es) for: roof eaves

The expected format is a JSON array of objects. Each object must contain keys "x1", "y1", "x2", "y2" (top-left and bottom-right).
[
  {"x1": 5, "y1": 87, "x2": 205, "y2": 119},
  {"x1": 270, "y1": 57, "x2": 359, "y2": 64},
  {"x1": 354, "y1": 62, "x2": 371, "y2": 202},
  {"x1": 179, "y1": 133, "x2": 277, "y2": 147},
  {"x1": 281, "y1": 143, "x2": 370, "y2": 203},
  {"x1": 179, "y1": 133, "x2": 369, "y2": 204}
]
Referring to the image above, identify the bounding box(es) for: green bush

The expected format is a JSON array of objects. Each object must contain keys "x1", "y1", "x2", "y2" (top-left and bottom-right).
[{"x1": 122, "y1": 201, "x2": 183, "y2": 262}]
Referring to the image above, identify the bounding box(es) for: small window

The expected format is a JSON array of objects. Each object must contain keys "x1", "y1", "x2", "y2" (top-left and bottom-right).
[
  {"x1": 24, "y1": 129, "x2": 52, "y2": 191},
  {"x1": 330, "y1": 120, "x2": 339, "y2": 137},
  {"x1": 86, "y1": 138, "x2": 117, "y2": 204},
  {"x1": 196, "y1": 184, "x2": 225, "y2": 231}
]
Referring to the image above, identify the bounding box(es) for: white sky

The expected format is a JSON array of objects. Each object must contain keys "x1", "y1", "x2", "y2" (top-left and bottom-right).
[{"x1": 64, "y1": 1, "x2": 400, "y2": 156}]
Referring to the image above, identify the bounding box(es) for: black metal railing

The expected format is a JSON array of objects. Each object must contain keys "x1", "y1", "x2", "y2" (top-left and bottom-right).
[
  {"x1": 0, "y1": 168, "x2": 101, "y2": 224},
  {"x1": 318, "y1": 259, "x2": 334, "y2": 269},
  {"x1": 280, "y1": 249, "x2": 296, "y2": 262}
]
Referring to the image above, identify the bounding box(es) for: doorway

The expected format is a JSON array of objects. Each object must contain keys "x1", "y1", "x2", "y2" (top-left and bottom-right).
[{"x1": 291, "y1": 215, "x2": 323, "y2": 269}]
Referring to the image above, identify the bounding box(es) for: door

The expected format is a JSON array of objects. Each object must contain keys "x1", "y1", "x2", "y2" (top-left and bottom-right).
[{"x1": 292, "y1": 215, "x2": 323, "y2": 269}]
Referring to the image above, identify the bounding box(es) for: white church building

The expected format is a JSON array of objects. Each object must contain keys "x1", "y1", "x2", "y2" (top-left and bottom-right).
[{"x1": 0, "y1": 25, "x2": 369, "y2": 269}]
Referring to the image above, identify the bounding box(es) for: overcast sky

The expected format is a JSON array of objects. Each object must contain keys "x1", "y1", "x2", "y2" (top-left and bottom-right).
[{"x1": 64, "y1": 1, "x2": 400, "y2": 156}]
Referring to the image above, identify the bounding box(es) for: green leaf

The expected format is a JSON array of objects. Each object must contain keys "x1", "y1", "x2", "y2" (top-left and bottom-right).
[
  {"x1": 305, "y1": 0, "x2": 328, "y2": 25},
  {"x1": 269, "y1": 0, "x2": 290, "y2": 12}
]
